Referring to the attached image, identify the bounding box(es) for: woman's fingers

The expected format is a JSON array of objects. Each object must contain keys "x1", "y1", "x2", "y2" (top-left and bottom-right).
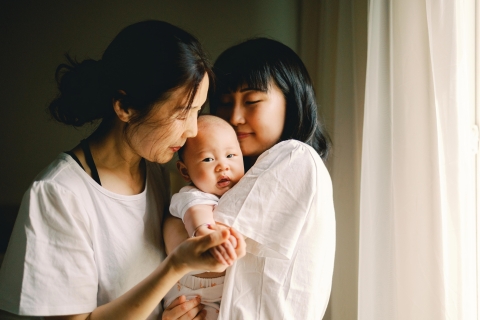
[
  {"x1": 165, "y1": 295, "x2": 187, "y2": 310},
  {"x1": 171, "y1": 226, "x2": 244, "y2": 275},
  {"x1": 192, "y1": 309, "x2": 207, "y2": 320},
  {"x1": 177, "y1": 303, "x2": 205, "y2": 320},
  {"x1": 203, "y1": 227, "x2": 243, "y2": 264},
  {"x1": 209, "y1": 247, "x2": 228, "y2": 265},
  {"x1": 196, "y1": 228, "x2": 229, "y2": 252},
  {"x1": 163, "y1": 296, "x2": 204, "y2": 320}
]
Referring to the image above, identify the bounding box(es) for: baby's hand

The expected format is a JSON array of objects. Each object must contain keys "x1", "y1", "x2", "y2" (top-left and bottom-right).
[{"x1": 195, "y1": 224, "x2": 237, "y2": 266}]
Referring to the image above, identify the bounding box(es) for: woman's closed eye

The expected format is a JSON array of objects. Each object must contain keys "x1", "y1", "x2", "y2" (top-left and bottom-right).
[{"x1": 245, "y1": 100, "x2": 261, "y2": 105}]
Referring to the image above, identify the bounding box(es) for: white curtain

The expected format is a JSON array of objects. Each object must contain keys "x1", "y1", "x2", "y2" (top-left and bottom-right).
[
  {"x1": 358, "y1": 0, "x2": 477, "y2": 319},
  {"x1": 299, "y1": 0, "x2": 367, "y2": 318}
]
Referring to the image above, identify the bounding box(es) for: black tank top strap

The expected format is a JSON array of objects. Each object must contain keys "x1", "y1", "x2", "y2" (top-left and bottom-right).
[
  {"x1": 80, "y1": 139, "x2": 102, "y2": 186},
  {"x1": 64, "y1": 151, "x2": 84, "y2": 170}
]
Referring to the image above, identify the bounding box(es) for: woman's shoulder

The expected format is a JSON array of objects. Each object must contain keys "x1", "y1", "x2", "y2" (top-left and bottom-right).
[
  {"x1": 249, "y1": 140, "x2": 331, "y2": 187},
  {"x1": 19, "y1": 154, "x2": 108, "y2": 219},
  {"x1": 32, "y1": 153, "x2": 91, "y2": 190},
  {"x1": 256, "y1": 139, "x2": 322, "y2": 166},
  {"x1": 16, "y1": 154, "x2": 95, "y2": 224}
]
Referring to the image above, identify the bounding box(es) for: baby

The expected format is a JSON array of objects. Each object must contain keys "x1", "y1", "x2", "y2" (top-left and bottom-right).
[{"x1": 164, "y1": 115, "x2": 245, "y2": 319}]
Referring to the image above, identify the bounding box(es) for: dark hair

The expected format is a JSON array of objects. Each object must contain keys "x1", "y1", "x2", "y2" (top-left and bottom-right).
[
  {"x1": 49, "y1": 20, "x2": 213, "y2": 132},
  {"x1": 210, "y1": 37, "x2": 330, "y2": 160}
]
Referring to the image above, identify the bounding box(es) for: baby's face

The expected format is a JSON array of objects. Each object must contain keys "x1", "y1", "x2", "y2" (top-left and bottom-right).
[{"x1": 182, "y1": 123, "x2": 244, "y2": 197}]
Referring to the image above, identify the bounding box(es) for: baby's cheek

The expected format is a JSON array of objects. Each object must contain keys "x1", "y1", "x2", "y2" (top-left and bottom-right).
[
  {"x1": 194, "y1": 172, "x2": 217, "y2": 194},
  {"x1": 198, "y1": 171, "x2": 213, "y2": 184}
]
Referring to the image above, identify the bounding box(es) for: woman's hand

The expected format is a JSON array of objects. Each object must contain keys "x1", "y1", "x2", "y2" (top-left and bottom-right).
[
  {"x1": 208, "y1": 234, "x2": 238, "y2": 266},
  {"x1": 169, "y1": 226, "x2": 246, "y2": 275},
  {"x1": 162, "y1": 295, "x2": 206, "y2": 320},
  {"x1": 194, "y1": 224, "x2": 239, "y2": 266}
]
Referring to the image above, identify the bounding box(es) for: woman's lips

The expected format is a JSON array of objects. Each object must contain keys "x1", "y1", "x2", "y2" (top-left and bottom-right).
[
  {"x1": 236, "y1": 132, "x2": 251, "y2": 140},
  {"x1": 170, "y1": 146, "x2": 181, "y2": 152}
]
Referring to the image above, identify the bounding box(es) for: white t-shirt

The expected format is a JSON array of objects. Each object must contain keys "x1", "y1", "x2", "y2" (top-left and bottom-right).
[
  {"x1": 0, "y1": 153, "x2": 169, "y2": 318},
  {"x1": 171, "y1": 140, "x2": 336, "y2": 319}
]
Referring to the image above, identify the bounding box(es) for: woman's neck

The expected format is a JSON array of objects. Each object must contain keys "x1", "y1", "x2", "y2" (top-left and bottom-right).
[
  {"x1": 89, "y1": 131, "x2": 141, "y2": 173},
  {"x1": 85, "y1": 120, "x2": 146, "y2": 195}
]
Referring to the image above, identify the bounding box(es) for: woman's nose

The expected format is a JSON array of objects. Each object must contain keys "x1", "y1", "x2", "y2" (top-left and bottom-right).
[
  {"x1": 230, "y1": 103, "x2": 245, "y2": 126},
  {"x1": 184, "y1": 113, "x2": 198, "y2": 138}
]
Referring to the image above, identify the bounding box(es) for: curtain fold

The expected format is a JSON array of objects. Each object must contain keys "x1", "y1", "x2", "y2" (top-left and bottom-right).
[
  {"x1": 358, "y1": 0, "x2": 477, "y2": 319},
  {"x1": 299, "y1": 0, "x2": 367, "y2": 319}
]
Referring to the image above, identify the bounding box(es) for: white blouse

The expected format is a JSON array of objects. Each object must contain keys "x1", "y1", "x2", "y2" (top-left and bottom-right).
[{"x1": 214, "y1": 140, "x2": 336, "y2": 319}]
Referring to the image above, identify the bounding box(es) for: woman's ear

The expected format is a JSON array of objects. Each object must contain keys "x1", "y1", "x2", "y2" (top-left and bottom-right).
[
  {"x1": 176, "y1": 161, "x2": 191, "y2": 182},
  {"x1": 113, "y1": 90, "x2": 135, "y2": 123}
]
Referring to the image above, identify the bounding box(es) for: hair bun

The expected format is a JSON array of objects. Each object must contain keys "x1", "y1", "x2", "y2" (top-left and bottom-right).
[{"x1": 49, "y1": 55, "x2": 113, "y2": 126}]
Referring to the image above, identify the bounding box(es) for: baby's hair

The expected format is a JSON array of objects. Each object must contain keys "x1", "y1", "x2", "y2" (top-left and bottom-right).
[
  {"x1": 210, "y1": 37, "x2": 331, "y2": 160},
  {"x1": 177, "y1": 115, "x2": 233, "y2": 162}
]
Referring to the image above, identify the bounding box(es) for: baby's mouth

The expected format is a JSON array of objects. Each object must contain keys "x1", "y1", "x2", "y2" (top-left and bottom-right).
[{"x1": 217, "y1": 176, "x2": 231, "y2": 187}]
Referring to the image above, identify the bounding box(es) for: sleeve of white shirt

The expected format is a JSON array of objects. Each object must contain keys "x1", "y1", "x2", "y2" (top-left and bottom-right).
[
  {"x1": 213, "y1": 140, "x2": 317, "y2": 260},
  {"x1": 0, "y1": 181, "x2": 97, "y2": 315},
  {"x1": 169, "y1": 186, "x2": 219, "y2": 221}
]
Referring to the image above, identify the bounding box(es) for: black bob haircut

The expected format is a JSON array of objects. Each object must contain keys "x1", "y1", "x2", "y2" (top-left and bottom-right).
[{"x1": 209, "y1": 37, "x2": 331, "y2": 160}]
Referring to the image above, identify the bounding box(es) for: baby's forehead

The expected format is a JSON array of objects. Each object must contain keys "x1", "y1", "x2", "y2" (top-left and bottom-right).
[
  {"x1": 197, "y1": 115, "x2": 230, "y2": 129},
  {"x1": 183, "y1": 124, "x2": 235, "y2": 153},
  {"x1": 197, "y1": 117, "x2": 236, "y2": 136},
  {"x1": 195, "y1": 124, "x2": 236, "y2": 144}
]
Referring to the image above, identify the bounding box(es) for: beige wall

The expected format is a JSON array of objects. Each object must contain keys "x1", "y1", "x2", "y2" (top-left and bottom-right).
[{"x1": 0, "y1": 0, "x2": 298, "y2": 205}]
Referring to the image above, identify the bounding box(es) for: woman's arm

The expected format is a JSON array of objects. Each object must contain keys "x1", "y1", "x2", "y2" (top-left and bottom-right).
[{"x1": 46, "y1": 229, "x2": 246, "y2": 320}]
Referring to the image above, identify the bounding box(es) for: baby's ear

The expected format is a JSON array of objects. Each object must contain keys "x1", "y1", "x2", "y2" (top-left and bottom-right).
[{"x1": 176, "y1": 161, "x2": 191, "y2": 182}]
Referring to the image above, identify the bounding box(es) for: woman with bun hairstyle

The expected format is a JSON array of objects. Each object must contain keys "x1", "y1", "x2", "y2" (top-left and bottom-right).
[
  {"x1": 0, "y1": 20, "x2": 245, "y2": 320},
  {"x1": 166, "y1": 37, "x2": 335, "y2": 319}
]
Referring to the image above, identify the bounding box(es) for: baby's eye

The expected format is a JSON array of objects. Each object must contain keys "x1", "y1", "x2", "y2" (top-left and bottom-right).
[
  {"x1": 202, "y1": 157, "x2": 214, "y2": 162},
  {"x1": 226, "y1": 154, "x2": 234, "y2": 158}
]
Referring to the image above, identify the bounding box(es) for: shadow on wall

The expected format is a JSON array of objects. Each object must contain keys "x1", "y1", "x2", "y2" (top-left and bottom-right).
[{"x1": 0, "y1": 205, "x2": 19, "y2": 267}]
